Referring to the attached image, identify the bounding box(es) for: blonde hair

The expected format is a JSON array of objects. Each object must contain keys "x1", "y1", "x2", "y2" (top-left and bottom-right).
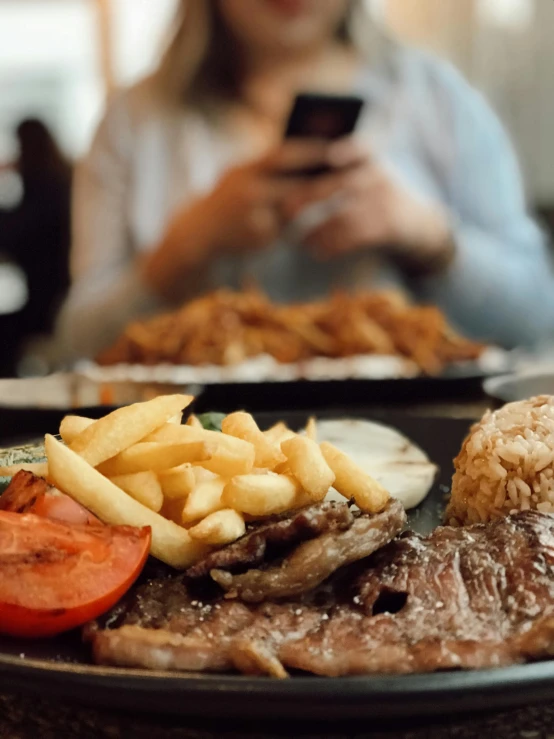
[{"x1": 154, "y1": 0, "x2": 390, "y2": 110}]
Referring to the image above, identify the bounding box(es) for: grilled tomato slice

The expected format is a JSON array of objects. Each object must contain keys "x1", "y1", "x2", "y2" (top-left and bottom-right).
[{"x1": 0, "y1": 511, "x2": 150, "y2": 637}]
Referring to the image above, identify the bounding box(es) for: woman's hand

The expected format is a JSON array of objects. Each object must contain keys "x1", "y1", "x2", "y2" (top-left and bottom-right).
[
  {"x1": 284, "y1": 139, "x2": 455, "y2": 274},
  {"x1": 143, "y1": 138, "x2": 345, "y2": 299},
  {"x1": 204, "y1": 139, "x2": 351, "y2": 254}
]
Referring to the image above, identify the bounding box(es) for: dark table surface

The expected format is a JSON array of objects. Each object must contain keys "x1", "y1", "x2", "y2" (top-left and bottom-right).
[
  {"x1": 2, "y1": 393, "x2": 553, "y2": 738},
  {"x1": 2, "y1": 691, "x2": 554, "y2": 738}
]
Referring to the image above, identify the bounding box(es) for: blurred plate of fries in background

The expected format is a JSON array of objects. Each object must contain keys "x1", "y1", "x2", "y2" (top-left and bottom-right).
[{"x1": 91, "y1": 288, "x2": 500, "y2": 380}]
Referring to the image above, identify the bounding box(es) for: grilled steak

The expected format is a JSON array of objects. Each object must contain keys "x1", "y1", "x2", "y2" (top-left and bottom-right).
[
  {"x1": 186, "y1": 501, "x2": 354, "y2": 579},
  {"x1": 89, "y1": 509, "x2": 554, "y2": 677},
  {"x1": 210, "y1": 500, "x2": 405, "y2": 602},
  {"x1": 88, "y1": 503, "x2": 404, "y2": 676},
  {"x1": 280, "y1": 510, "x2": 554, "y2": 675}
]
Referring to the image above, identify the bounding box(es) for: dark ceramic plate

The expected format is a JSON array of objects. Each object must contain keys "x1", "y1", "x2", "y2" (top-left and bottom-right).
[
  {"x1": 1, "y1": 412, "x2": 553, "y2": 721},
  {"x1": 197, "y1": 373, "x2": 489, "y2": 414}
]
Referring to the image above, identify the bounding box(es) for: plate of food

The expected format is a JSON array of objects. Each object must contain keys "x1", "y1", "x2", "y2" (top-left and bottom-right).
[
  {"x1": 0, "y1": 394, "x2": 553, "y2": 721},
  {"x1": 80, "y1": 289, "x2": 508, "y2": 411}
]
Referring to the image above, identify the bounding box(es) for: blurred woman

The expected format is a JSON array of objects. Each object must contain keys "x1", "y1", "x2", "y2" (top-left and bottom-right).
[{"x1": 58, "y1": 0, "x2": 553, "y2": 359}]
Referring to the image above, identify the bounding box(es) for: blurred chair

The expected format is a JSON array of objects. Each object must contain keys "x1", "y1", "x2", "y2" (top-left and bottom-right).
[{"x1": 0, "y1": 118, "x2": 72, "y2": 375}]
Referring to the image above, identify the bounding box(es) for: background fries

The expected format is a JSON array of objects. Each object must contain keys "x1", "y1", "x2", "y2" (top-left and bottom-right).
[
  {"x1": 97, "y1": 288, "x2": 484, "y2": 376},
  {"x1": 39, "y1": 400, "x2": 390, "y2": 570}
]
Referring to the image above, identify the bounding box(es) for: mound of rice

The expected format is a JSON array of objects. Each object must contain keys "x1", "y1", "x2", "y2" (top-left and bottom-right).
[{"x1": 446, "y1": 395, "x2": 554, "y2": 526}]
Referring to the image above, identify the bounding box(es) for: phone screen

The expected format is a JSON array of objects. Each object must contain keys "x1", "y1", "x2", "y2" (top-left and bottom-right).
[
  {"x1": 285, "y1": 93, "x2": 364, "y2": 139},
  {"x1": 284, "y1": 93, "x2": 364, "y2": 175}
]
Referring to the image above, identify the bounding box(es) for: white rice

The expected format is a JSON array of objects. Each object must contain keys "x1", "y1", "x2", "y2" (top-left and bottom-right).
[{"x1": 446, "y1": 395, "x2": 554, "y2": 525}]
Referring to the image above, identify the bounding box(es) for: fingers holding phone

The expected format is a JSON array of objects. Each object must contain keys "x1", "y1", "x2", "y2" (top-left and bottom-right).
[
  {"x1": 203, "y1": 92, "x2": 366, "y2": 256},
  {"x1": 297, "y1": 162, "x2": 454, "y2": 273}
]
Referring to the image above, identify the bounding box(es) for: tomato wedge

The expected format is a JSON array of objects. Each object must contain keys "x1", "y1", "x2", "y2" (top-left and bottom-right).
[
  {"x1": 0, "y1": 511, "x2": 150, "y2": 637},
  {"x1": 0, "y1": 470, "x2": 100, "y2": 526}
]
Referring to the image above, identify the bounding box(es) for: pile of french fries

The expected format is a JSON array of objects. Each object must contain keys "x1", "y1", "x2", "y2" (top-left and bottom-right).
[
  {"x1": 97, "y1": 288, "x2": 484, "y2": 375},
  {"x1": 11, "y1": 395, "x2": 390, "y2": 569}
]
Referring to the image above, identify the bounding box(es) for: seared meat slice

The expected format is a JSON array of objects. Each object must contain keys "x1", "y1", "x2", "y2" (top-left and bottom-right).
[
  {"x1": 186, "y1": 501, "x2": 353, "y2": 579},
  {"x1": 279, "y1": 510, "x2": 554, "y2": 675},
  {"x1": 91, "y1": 509, "x2": 554, "y2": 678},
  {"x1": 88, "y1": 503, "x2": 402, "y2": 676},
  {"x1": 211, "y1": 499, "x2": 406, "y2": 602},
  {"x1": 92, "y1": 603, "x2": 254, "y2": 673},
  {"x1": 87, "y1": 573, "x2": 330, "y2": 677},
  {"x1": 87, "y1": 575, "x2": 255, "y2": 672},
  {"x1": 229, "y1": 601, "x2": 329, "y2": 678}
]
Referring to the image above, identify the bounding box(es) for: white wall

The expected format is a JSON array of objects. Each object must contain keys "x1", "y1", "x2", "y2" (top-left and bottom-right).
[
  {"x1": 0, "y1": 0, "x2": 104, "y2": 160},
  {"x1": 378, "y1": 0, "x2": 554, "y2": 202},
  {"x1": 109, "y1": 0, "x2": 178, "y2": 88}
]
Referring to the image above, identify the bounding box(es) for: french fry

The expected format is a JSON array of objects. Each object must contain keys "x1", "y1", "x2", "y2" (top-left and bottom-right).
[
  {"x1": 320, "y1": 441, "x2": 389, "y2": 513},
  {"x1": 143, "y1": 424, "x2": 186, "y2": 443},
  {"x1": 293, "y1": 488, "x2": 315, "y2": 508},
  {"x1": 69, "y1": 394, "x2": 193, "y2": 467},
  {"x1": 186, "y1": 414, "x2": 203, "y2": 429},
  {"x1": 193, "y1": 466, "x2": 218, "y2": 484},
  {"x1": 264, "y1": 421, "x2": 296, "y2": 445},
  {"x1": 148, "y1": 424, "x2": 253, "y2": 459},
  {"x1": 59, "y1": 415, "x2": 95, "y2": 444},
  {"x1": 97, "y1": 441, "x2": 211, "y2": 476},
  {"x1": 188, "y1": 509, "x2": 245, "y2": 546},
  {"x1": 45, "y1": 435, "x2": 206, "y2": 568},
  {"x1": 182, "y1": 476, "x2": 226, "y2": 523},
  {"x1": 223, "y1": 473, "x2": 300, "y2": 517},
  {"x1": 146, "y1": 424, "x2": 256, "y2": 475},
  {"x1": 304, "y1": 417, "x2": 317, "y2": 442},
  {"x1": 272, "y1": 460, "x2": 290, "y2": 475},
  {"x1": 0, "y1": 462, "x2": 48, "y2": 478},
  {"x1": 110, "y1": 471, "x2": 164, "y2": 512},
  {"x1": 281, "y1": 435, "x2": 334, "y2": 501},
  {"x1": 200, "y1": 445, "x2": 255, "y2": 477},
  {"x1": 222, "y1": 412, "x2": 285, "y2": 469},
  {"x1": 168, "y1": 413, "x2": 183, "y2": 425},
  {"x1": 161, "y1": 496, "x2": 186, "y2": 525},
  {"x1": 158, "y1": 464, "x2": 196, "y2": 500}
]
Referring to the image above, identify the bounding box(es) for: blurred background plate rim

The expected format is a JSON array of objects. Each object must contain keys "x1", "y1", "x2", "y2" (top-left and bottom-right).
[{"x1": 483, "y1": 372, "x2": 554, "y2": 403}]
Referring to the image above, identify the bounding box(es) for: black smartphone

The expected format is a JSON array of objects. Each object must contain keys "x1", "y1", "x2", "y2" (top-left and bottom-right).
[{"x1": 284, "y1": 92, "x2": 364, "y2": 176}]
